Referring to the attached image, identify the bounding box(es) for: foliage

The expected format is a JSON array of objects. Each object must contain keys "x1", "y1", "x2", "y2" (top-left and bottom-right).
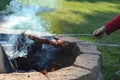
[{"x1": 0, "y1": 0, "x2": 11, "y2": 11}]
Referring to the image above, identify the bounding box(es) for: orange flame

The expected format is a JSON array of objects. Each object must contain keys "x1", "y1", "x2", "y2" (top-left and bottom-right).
[
  {"x1": 41, "y1": 69, "x2": 48, "y2": 75},
  {"x1": 51, "y1": 67, "x2": 57, "y2": 72}
]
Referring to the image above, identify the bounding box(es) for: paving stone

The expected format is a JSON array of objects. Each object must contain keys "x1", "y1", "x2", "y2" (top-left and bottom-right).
[
  {"x1": 0, "y1": 72, "x2": 48, "y2": 80},
  {"x1": 74, "y1": 54, "x2": 101, "y2": 80},
  {"x1": 47, "y1": 66, "x2": 93, "y2": 80},
  {"x1": 76, "y1": 41, "x2": 101, "y2": 55}
]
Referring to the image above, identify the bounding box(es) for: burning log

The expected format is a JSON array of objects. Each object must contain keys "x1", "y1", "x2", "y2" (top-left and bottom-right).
[{"x1": 27, "y1": 34, "x2": 69, "y2": 48}]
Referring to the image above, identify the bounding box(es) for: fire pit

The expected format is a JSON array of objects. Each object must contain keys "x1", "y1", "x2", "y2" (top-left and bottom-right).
[{"x1": 0, "y1": 28, "x2": 102, "y2": 80}]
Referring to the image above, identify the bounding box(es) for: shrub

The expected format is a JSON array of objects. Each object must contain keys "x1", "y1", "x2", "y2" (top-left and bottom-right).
[{"x1": 0, "y1": 0, "x2": 11, "y2": 11}]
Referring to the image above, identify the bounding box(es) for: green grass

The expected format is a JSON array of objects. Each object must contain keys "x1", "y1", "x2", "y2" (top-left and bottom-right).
[{"x1": 41, "y1": 0, "x2": 120, "y2": 80}]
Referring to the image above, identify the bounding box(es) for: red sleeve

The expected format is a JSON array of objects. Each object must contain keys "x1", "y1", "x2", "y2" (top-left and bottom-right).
[{"x1": 105, "y1": 14, "x2": 120, "y2": 34}]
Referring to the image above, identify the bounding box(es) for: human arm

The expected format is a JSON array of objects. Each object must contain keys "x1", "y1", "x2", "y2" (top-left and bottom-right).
[
  {"x1": 105, "y1": 14, "x2": 120, "y2": 34},
  {"x1": 93, "y1": 14, "x2": 120, "y2": 38}
]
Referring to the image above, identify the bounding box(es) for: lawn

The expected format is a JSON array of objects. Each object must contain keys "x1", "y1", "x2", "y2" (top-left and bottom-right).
[{"x1": 41, "y1": 0, "x2": 120, "y2": 80}]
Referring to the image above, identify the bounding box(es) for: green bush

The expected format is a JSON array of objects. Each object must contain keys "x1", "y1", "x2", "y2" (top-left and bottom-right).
[{"x1": 0, "y1": 0, "x2": 11, "y2": 11}]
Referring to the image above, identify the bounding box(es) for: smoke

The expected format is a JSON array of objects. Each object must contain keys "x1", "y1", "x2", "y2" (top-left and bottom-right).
[
  {"x1": 0, "y1": 0, "x2": 59, "y2": 59},
  {"x1": 1, "y1": 0, "x2": 59, "y2": 32},
  {"x1": 19, "y1": 0, "x2": 60, "y2": 8}
]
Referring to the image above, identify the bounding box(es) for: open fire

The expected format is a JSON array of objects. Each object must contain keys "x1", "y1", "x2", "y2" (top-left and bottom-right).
[
  {"x1": 1, "y1": 32, "x2": 80, "y2": 74},
  {"x1": 0, "y1": 0, "x2": 81, "y2": 75},
  {"x1": 0, "y1": 30, "x2": 102, "y2": 80}
]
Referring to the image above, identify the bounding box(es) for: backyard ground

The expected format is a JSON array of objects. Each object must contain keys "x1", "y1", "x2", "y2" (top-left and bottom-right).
[{"x1": 41, "y1": 0, "x2": 120, "y2": 80}]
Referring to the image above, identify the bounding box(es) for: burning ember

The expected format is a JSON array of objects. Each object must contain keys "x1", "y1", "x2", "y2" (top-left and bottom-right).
[{"x1": 41, "y1": 69, "x2": 48, "y2": 75}]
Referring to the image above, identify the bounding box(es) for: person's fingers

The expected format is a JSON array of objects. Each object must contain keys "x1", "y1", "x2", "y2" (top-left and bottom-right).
[
  {"x1": 93, "y1": 29, "x2": 104, "y2": 38},
  {"x1": 93, "y1": 30, "x2": 101, "y2": 36},
  {"x1": 93, "y1": 26, "x2": 107, "y2": 39},
  {"x1": 93, "y1": 33, "x2": 103, "y2": 38},
  {"x1": 93, "y1": 30, "x2": 98, "y2": 36},
  {"x1": 95, "y1": 34, "x2": 103, "y2": 39}
]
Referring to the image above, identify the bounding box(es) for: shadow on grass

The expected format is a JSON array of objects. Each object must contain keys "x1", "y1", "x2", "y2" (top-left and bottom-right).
[{"x1": 66, "y1": 0, "x2": 120, "y2": 3}]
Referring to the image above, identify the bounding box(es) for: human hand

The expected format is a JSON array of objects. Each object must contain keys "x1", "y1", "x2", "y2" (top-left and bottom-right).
[{"x1": 93, "y1": 26, "x2": 106, "y2": 38}]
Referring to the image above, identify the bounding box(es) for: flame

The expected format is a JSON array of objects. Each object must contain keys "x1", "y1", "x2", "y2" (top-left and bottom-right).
[
  {"x1": 40, "y1": 67, "x2": 57, "y2": 75},
  {"x1": 51, "y1": 61, "x2": 57, "y2": 72},
  {"x1": 41, "y1": 69, "x2": 48, "y2": 75},
  {"x1": 51, "y1": 67, "x2": 56, "y2": 72}
]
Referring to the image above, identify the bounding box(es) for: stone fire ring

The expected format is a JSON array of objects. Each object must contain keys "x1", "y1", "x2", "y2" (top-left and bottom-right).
[{"x1": 0, "y1": 28, "x2": 102, "y2": 80}]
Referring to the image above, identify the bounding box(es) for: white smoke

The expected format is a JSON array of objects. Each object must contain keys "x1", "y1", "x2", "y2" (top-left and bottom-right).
[
  {"x1": 1, "y1": 0, "x2": 58, "y2": 32},
  {"x1": 0, "y1": 0, "x2": 59, "y2": 59},
  {"x1": 19, "y1": 0, "x2": 59, "y2": 8}
]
